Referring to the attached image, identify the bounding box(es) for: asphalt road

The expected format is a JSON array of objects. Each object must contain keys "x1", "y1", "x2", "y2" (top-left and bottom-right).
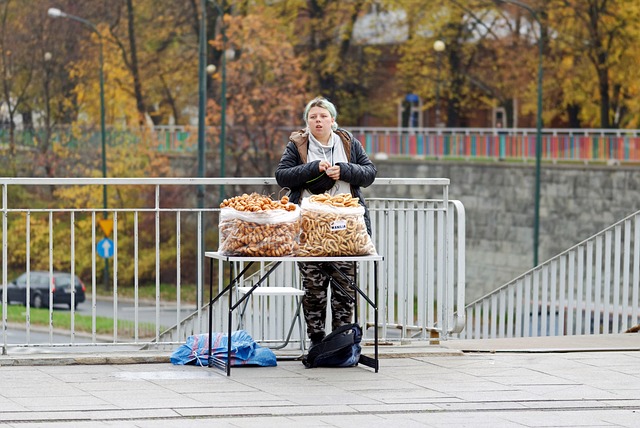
[
  {"x1": 3, "y1": 326, "x2": 92, "y2": 346},
  {"x1": 76, "y1": 298, "x2": 197, "y2": 328}
]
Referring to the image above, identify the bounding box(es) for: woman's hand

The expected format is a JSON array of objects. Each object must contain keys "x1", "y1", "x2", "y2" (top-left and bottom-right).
[
  {"x1": 325, "y1": 165, "x2": 341, "y2": 180},
  {"x1": 319, "y1": 160, "x2": 331, "y2": 172}
]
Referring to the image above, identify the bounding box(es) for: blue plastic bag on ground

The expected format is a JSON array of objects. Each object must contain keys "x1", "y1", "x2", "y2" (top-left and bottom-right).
[{"x1": 170, "y1": 330, "x2": 277, "y2": 367}]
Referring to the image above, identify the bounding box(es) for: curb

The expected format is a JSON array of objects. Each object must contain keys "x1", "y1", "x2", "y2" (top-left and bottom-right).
[
  {"x1": 0, "y1": 344, "x2": 464, "y2": 367},
  {"x1": 0, "y1": 352, "x2": 172, "y2": 366}
]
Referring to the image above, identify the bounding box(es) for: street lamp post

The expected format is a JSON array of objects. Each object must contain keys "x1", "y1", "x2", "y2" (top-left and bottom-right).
[
  {"x1": 198, "y1": 1, "x2": 227, "y2": 204},
  {"x1": 197, "y1": 0, "x2": 207, "y2": 210},
  {"x1": 495, "y1": 0, "x2": 544, "y2": 267},
  {"x1": 433, "y1": 40, "x2": 445, "y2": 127},
  {"x1": 48, "y1": 7, "x2": 109, "y2": 288},
  {"x1": 219, "y1": 28, "x2": 227, "y2": 202}
]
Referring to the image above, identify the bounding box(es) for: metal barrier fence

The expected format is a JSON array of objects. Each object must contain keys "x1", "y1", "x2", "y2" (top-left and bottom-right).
[
  {"x1": 462, "y1": 210, "x2": 640, "y2": 339},
  {"x1": 4, "y1": 126, "x2": 640, "y2": 163},
  {"x1": 1, "y1": 177, "x2": 465, "y2": 353}
]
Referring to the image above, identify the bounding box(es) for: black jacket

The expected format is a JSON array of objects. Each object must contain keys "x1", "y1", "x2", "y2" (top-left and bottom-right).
[{"x1": 275, "y1": 128, "x2": 377, "y2": 234}]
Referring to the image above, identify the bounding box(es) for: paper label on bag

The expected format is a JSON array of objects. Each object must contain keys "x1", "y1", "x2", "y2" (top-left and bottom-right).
[{"x1": 330, "y1": 219, "x2": 347, "y2": 231}]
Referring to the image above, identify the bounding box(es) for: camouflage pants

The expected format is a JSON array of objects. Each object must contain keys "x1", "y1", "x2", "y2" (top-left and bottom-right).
[{"x1": 298, "y1": 261, "x2": 356, "y2": 337}]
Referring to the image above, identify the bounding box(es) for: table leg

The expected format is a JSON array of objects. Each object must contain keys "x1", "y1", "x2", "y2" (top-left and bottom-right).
[
  {"x1": 208, "y1": 258, "x2": 214, "y2": 368},
  {"x1": 207, "y1": 260, "x2": 256, "y2": 373},
  {"x1": 374, "y1": 260, "x2": 379, "y2": 372},
  {"x1": 227, "y1": 262, "x2": 233, "y2": 376}
]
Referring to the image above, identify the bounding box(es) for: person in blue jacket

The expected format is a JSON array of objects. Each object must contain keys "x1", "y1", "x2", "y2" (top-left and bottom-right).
[{"x1": 275, "y1": 96, "x2": 377, "y2": 349}]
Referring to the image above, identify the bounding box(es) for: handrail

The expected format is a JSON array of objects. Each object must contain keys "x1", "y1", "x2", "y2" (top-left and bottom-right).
[
  {"x1": 462, "y1": 209, "x2": 640, "y2": 339},
  {"x1": 0, "y1": 177, "x2": 449, "y2": 186}
]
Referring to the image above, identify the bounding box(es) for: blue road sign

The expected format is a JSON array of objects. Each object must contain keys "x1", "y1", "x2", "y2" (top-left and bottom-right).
[{"x1": 97, "y1": 238, "x2": 114, "y2": 258}]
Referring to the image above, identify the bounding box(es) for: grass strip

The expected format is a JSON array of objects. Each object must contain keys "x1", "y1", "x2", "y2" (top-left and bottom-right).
[{"x1": 2, "y1": 304, "x2": 158, "y2": 338}]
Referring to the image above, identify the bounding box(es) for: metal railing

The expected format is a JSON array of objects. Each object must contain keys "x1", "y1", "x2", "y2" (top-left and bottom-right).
[
  {"x1": 462, "y1": 210, "x2": 640, "y2": 339},
  {"x1": 4, "y1": 126, "x2": 640, "y2": 163},
  {"x1": 1, "y1": 177, "x2": 465, "y2": 352},
  {"x1": 351, "y1": 127, "x2": 640, "y2": 163}
]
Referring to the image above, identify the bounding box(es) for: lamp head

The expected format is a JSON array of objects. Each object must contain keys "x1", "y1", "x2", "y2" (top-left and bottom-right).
[
  {"x1": 47, "y1": 8, "x2": 65, "y2": 18},
  {"x1": 433, "y1": 40, "x2": 446, "y2": 52}
]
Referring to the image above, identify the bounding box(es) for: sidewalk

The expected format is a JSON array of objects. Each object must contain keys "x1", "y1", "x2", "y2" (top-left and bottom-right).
[{"x1": 1, "y1": 334, "x2": 639, "y2": 427}]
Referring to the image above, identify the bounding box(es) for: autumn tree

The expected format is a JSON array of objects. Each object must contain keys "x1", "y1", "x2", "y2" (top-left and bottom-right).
[
  {"x1": 105, "y1": 0, "x2": 200, "y2": 126},
  {"x1": 546, "y1": 0, "x2": 640, "y2": 128},
  {"x1": 254, "y1": 0, "x2": 381, "y2": 125},
  {"x1": 29, "y1": 2, "x2": 83, "y2": 178},
  {"x1": 385, "y1": 0, "x2": 513, "y2": 127},
  {"x1": 205, "y1": 6, "x2": 308, "y2": 187},
  {"x1": 0, "y1": 0, "x2": 36, "y2": 165},
  {"x1": 479, "y1": 0, "x2": 550, "y2": 128}
]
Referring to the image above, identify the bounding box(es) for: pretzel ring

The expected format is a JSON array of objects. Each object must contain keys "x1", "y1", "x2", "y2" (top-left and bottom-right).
[{"x1": 324, "y1": 239, "x2": 339, "y2": 254}]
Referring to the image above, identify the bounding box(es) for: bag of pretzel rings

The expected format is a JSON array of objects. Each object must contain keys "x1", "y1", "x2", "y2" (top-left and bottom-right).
[
  {"x1": 297, "y1": 193, "x2": 376, "y2": 257},
  {"x1": 218, "y1": 193, "x2": 300, "y2": 256}
]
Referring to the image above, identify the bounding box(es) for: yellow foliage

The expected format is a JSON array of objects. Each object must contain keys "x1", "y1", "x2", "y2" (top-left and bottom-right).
[{"x1": 68, "y1": 26, "x2": 140, "y2": 127}]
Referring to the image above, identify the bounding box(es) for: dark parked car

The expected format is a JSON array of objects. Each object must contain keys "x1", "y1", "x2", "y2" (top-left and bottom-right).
[{"x1": 2, "y1": 271, "x2": 86, "y2": 309}]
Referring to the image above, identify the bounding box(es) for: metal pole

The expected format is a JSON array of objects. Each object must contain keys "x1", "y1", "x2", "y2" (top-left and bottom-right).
[
  {"x1": 435, "y1": 53, "x2": 441, "y2": 127},
  {"x1": 433, "y1": 40, "x2": 445, "y2": 127},
  {"x1": 197, "y1": 0, "x2": 208, "y2": 309},
  {"x1": 533, "y1": 30, "x2": 543, "y2": 267},
  {"x1": 204, "y1": 0, "x2": 226, "y2": 202},
  {"x1": 98, "y1": 42, "x2": 107, "y2": 215},
  {"x1": 98, "y1": 33, "x2": 110, "y2": 291},
  {"x1": 495, "y1": 0, "x2": 543, "y2": 267},
  {"x1": 220, "y1": 32, "x2": 226, "y2": 202},
  {"x1": 197, "y1": 0, "x2": 207, "y2": 210}
]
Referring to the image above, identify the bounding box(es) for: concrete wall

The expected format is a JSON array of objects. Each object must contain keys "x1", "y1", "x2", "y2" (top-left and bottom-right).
[{"x1": 370, "y1": 160, "x2": 640, "y2": 302}]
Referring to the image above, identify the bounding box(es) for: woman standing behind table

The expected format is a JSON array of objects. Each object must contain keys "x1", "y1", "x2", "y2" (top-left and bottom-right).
[{"x1": 275, "y1": 96, "x2": 377, "y2": 349}]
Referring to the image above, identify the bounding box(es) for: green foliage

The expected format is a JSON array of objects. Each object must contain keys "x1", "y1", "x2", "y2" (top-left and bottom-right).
[
  {"x1": 546, "y1": 0, "x2": 640, "y2": 128},
  {"x1": 1, "y1": 134, "x2": 208, "y2": 290},
  {"x1": 3, "y1": 0, "x2": 640, "y2": 180},
  {"x1": 210, "y1": 6, "x2": 308, "y2": 177}
]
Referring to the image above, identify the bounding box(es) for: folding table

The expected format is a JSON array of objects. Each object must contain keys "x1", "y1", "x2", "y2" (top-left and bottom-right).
[{"x1": 205, "y1": 252, "x2": 383, "y2": 376}]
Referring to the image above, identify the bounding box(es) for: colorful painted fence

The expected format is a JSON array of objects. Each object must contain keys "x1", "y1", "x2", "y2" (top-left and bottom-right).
[
  {"x1": 352, "y1": 128, "x2": 640, "y2": 163},
  {"x1": 4, "y1": 126, "x2": 640, "y2": 163}
]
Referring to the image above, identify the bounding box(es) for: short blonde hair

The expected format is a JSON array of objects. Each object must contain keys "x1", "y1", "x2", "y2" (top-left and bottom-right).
[{"x1": 303, "y1": 96, "x2": 339, "y2": 131}]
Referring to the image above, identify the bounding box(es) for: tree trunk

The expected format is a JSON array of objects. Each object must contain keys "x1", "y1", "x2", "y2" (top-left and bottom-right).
[
  {"x1": 566, "y1": 104, "x2": 581, "y2": 128},
  {"x1": 126, "y1": 0, "x2": 147, "y2": 126},
  {"x1": 598, "y1": 65, "x2": 610, "y2": 128}
]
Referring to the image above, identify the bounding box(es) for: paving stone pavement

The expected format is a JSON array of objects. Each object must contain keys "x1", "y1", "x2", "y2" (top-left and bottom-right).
[{"x1": 1, "y1": 334, "x2": 639, "y2": 427}]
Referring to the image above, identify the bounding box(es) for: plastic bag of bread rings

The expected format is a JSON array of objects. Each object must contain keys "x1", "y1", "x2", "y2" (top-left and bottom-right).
[
  {"x1": 297, "y1": 193, "x2": 376, "y2": 257},
  {"x1": 218, "y1": 194, "x2": 300, "y2": 257}
]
